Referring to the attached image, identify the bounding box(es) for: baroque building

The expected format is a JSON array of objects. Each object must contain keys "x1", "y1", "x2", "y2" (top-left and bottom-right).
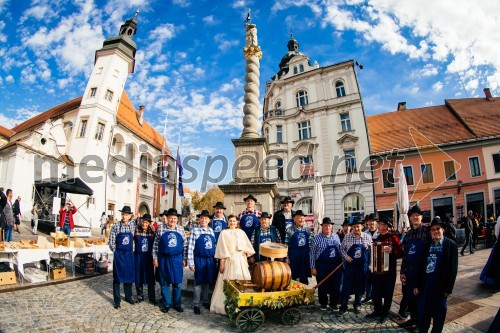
[{"x1": 262, "y1": 35, "x2": 374, "y2": 226}]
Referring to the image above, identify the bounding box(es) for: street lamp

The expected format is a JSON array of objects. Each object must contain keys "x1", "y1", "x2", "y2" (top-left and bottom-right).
[{"x1": 457, "y1": 180, "x2": 463, "y2": 194}]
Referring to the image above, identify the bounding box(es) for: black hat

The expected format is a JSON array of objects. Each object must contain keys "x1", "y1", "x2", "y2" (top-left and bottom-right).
[
  {"x1": 260, "y1": 212, "x2": 272, "y2": 219},
  {"x1": 280, "y1": 196, "x2": 295, "y2": 204},
  {"x1": 243, "y1": 194, "x2": 258, "y2": 202},
  {"x1": 351, "y1": 216, "x2": 363, "y2": 225},
  {"x1": 141, "y1": 213, "x2": 153, "y2": 222},
  {"x1": 408, "y1": 204, "x2": 423, "y2": 216},
  {"x1": 365, "y1": 213, "x2": 377, "y2": 221},
  {"x1": 378, "y1": 217, "x2": 393, "y2": 229},
  {"x1": 213, "y1": 202, "x2": 226, "y2": 209},
  {"x1": 159, "y1": 208, "x2": 181, "y2": 217},
  {"x1": 293, "y1": 210, "x2": 306, "y2": 217},
  {"x1": 197, "y1": 210, "x2": 211, "y2": 218},
  {"x1": 119, "y1": 205, "x2": 133, "y2": 214},
  {"x1": 342, "y1": 219, "x2": 350, "y2": 226},
  {"x1": 430, "y1": 216, "x2": 446, "y2": 229},
  {"x1": 321, "y1": 217, "x2": 334, "y2": 225}
]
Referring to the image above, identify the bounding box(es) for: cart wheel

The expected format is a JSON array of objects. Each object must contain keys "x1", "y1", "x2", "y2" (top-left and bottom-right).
[
  {"x1": 281, "y1": 307, "x2": 302, "y2": 325},
  {"x1": 236, "y1": 308, "x2": 265, "y2": 332}
]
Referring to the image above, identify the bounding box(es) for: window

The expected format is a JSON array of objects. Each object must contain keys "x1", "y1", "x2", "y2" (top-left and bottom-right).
[
  {"x1": 293, "y1": 66, "x2": 298, "y2": 74},
  {"x1": 275, "y1": 101, "x2": 282, "y2": 115},
  {"x1": 277, "y1": 158, "x2": 284, "y2": 180},
  {"x1": 343, "y1": 193, "x2": 365, "y2": 220},
  {"x1": 297, "y1": 198, "x2": 313, "y2": 214},
  {"x1": 95, "y1": 122, "x2": 105, "y2": 141},
  {"x1": 89, "y1": 87, "x2": 97, "y2": 98},
  {"x1": 444, "y1": 161, "x2": 457, "y2": 181},
  {"x1": 382, "y1": 168, "x2": 395, "y2": 188},
  {"x1": 265, "y1": 128, "x2": 269, "y2": 143},
  {"x1": 276, "y1": 125, "x2": 283, "y2": 143},
  {"x1": 78, "y1": 119, "x2": 88, "y2": 138},
  {"x1": 105, "y1": 89, "x2": 114, "y2": 101},
  {"x1": 299, "y1": 156, "x2": 314, "y2": 178},
  {"x1": 298, "y1": 121, "x2": 311, "y2": 140},
  {"x1": 299, "y1": 64, "x2": 304, "y2": 72},
  {"x1": 296, "y1": 90, "x2": 308, "y2": 107},
  {"x1": 344, "y1": 150, "x2": 356, "y2": 172},
  {"x1": 403, "y1": 166, "x2": 414, "y2": 185},
  {"x1": 421, "y1": 163, "x2": 434, "y2": 183},
  {"x1": 469, "y1": 157, "x2": 481, "y2": 177},
  {"x1": 494, "y1": 154, "x2": 500, "y2": 173},
  {"x1": 340, "y1": 113, "x2": 351, "y2": 132},
  {"x1": 335, "y1": 81, "x2": 346, "y2": 97}
]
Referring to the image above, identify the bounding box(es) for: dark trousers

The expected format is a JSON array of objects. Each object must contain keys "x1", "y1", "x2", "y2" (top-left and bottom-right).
[
  {"x1": 399, "y1": 284, "x2": 409, "y2": 314},
  {"x1": 365, "y1": 272, "x2": 373, "y2": 299},
  {"x1": 403, "y1": 283, "x2": 419, "y2": 322},
  {"x1": 372, "y1": 271, "x2": 397, "y2": 316},
  {"x1": 461, "y1": 233, "x2": 473, "y2": 254},
  {"x1": 136, "y1": 283, "x2": 156, "y2": 301},
  {"x1": 340, "y1": 266, "x2": 366, "y2": 311},
  {"x1": 317, "y1": 269, "x2": 342, "y2": 308},
  {"x1": 113, "y1": 280, "x2": 132, "y2": 305},
  {"x1": 418, "y1": 296, "x2": 447, "y2": 333}
]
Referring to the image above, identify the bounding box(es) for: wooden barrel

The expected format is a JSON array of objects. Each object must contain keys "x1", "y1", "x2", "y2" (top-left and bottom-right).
[{"x1": 251, "y1": 261, "x2": 292, "y2": 291}]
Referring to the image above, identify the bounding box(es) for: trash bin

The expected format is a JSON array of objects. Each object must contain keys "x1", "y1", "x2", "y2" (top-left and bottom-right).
[
  {"x1": 456, "y1": 228, "x2": 465, "y2": 246},
  {"x1": 485, "y1": 222, "x2": 497, "y2": 248}
]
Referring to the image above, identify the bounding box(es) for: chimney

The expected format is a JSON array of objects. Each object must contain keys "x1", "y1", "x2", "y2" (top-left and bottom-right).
[
  {"x1": 397, "y1": 101, "x2": 407, "y2": 111},
  {"x1": 483, "y1": 88, "x2": 495, "y2": 101},
  {"x1": 138, "y1": 105, "x2": 145, "y2": 125}
]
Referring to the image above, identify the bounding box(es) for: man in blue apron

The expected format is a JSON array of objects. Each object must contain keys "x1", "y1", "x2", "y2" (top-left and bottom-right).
[
  {"x1": 210, "y1": 202, "x2": 227, "y2": 243},
  {"x1": 238, "y1": 194, "x2": 261, "y2": 241},
  {"x1": 109, "y1": 205, "x2": 136, "y2": 309},
  {"x1": 272, "y1": 196, "x2": 295, "y2": 244},
  {"x1": 134, "y1": 213, "x2": 156, "y2": 304},
  {"x1": 187, "y1": 210, "x2": 216, "y2": 314},
  {"x1": 400, "y1": 204, "x2": 431, "y2": 329},
  {"x1": 366, "y1": 217, "x2": 403, "y2": 323},
  {"x1": 250, "y1": 212, "x2": 281, "y2": 262},
  {"x1": 285, "y1": 210, "x2": 312, "y2": 284},
  {"x1": 415, "y1": 217, "x2": 458, "y2": 333},
  {"x1": 153, "y1": 208, "x2": 187, "y2": 313},
  {"x1": 338, "y1": 217, "x2": 372, "y2": 315},
  {"x1": 310, "y1": 217, "x2": 343, "y2": 311}
]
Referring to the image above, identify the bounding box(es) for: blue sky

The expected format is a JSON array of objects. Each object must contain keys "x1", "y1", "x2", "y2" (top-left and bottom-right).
[{"x1": 0, "y1": 0, "x2": 499, "y2": 191}]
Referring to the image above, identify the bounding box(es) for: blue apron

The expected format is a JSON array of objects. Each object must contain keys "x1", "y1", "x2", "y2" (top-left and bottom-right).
[
  {"x1": 134, "y1": 234, "x2": 155, "y2": 285},
  {"x1": 211, "y1": 218, "x2": 227, "y2": 243},
  {"x1": 316, "y1": 243, "x2": 343, "y2": 285},
  {"x1": 113, "y1": 227, "x2": 135, "y2": 283},
  {"x1": 344, "y1": 243, "x2": 369, "y2": 294},
  {"x1": 240, "y1": 213, "x2": 260, "y2": 241},
  {"x1": 418, "y1": 245, "x2": 446, "y2": 321},
  {"x1": 158, "y1": 230, "x2": 184, "y2": 284},
  {"x1": 288, "y1": 230, "x2": 311, "y2": 281},
  {"x1": 404, "y1": 229, "x2": 425, "y2": 289},
  {"x1": 193, "y1": 233, "x2": 216, "y2": 285}
]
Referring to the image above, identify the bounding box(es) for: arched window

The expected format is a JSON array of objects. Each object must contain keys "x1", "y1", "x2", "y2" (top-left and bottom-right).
[
  {"x1": 296, "y1": 90, "x2": 308, "y2": 107},
  {"x1": 342, "y1": 193, "x2": 365, "y2": 220},
  {"x1": 265, "y1": 128, "x2": 269, "y2": 143},
  {"x1": 293, "y1": 66, "x2": 298, "y2": 74},
  {"x1": 335, "y1": 81, "x2": 346, "y2": 97},
  {"x1": 299, "y1": 64, "x2": 304, "y2": 72},
  {"x1": 296, "y1": 198, "x2": 312, "y2": 214}
]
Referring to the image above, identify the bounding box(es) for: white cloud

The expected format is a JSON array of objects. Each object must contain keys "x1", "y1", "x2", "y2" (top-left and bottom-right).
[
  {"x1": 0, "y1": 106, "x2": 41, "y2": 128},
  {"x1": 220, "y1": 78, "x2": 243, "y2": 92},
  {"x1": 172, "y1": 0, "x2": 190, "y2": 8},
  {"x1": 5, "y1": 75, "x2": 13, "y2": 83},
  {"x1": 432, "y1": 81, "x2": 443, "y2": 92},
  {"x1": 203, "y1": 15, "x2": 218, "y2": 26},
  {"x1": 232, "y1": 0, "x2": 254, "y2": 9},
  {"x1": 272, "y1": 0, "x2": 322, "y2": 16},
  {"x1": 214, "y1": 33, "x2": 239, "y2": 52}
]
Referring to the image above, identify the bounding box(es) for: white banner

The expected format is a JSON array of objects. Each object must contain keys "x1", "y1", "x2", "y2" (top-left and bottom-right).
[
  {"x1": 70, "y1": 228, "x2": 92, "y2": 238},
  {"x1": 52, "y1": 197, "x2": 61, "y2": 215}
]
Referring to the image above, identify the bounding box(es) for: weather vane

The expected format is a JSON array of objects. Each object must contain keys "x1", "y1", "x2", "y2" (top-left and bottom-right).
[
  {"x1": 134, "y1": 9, "x2": 140, "y2": 18},
  {"x1": 244, "y1": 8, "x2": 251, "y2": 23}
]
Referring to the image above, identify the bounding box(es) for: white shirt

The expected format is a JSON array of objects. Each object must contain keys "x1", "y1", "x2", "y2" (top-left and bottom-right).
[{"x1": 495, "y1": 216, "x2": 500, "y2": 238}]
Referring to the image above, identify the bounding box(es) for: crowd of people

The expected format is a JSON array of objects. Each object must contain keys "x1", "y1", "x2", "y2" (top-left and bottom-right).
[{"x1": 105, "y1": 194, "x2": 480, "y2": 333}]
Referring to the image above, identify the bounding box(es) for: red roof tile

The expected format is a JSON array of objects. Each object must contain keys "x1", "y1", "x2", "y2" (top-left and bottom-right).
[
  {"x1": 0, "y1": 125, "x2": 13, "y2": 139},
  {"x1": 446, "y1": 98, "x2": 500, "y2": 138},
  {"x1": 367, "y1": 105, "x2": 475, "y2": 154}
]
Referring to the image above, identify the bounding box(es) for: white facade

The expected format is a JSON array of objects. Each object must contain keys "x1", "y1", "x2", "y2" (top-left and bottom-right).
[
  {"x1": 482, "y1": 145, "x2": 500, "y2": 218},
  {"x1": 262, "y1": 36, "x2": 374, "y2": 226},
  {"x1": 0, "y1": 16, "x2": 178, "y2": 228}
]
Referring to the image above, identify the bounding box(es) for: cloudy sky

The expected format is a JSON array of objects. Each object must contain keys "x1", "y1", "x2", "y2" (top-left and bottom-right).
[{"x1": 0, "y1": 0, "x2": 499, "y2": 191}]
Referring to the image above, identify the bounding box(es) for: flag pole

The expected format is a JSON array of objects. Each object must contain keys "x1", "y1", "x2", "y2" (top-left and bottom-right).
[{"x1": 173, "y1": 129, "x2": 182, "y2": 210}]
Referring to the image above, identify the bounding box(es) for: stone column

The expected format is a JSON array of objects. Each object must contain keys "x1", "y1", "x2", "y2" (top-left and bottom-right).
[{"x1": 241, "y1": 23, "x2": 262, "y2": 139}]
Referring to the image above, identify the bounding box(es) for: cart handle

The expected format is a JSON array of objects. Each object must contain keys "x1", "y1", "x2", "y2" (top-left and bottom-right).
[{"x1": 314, "y1": 261, "x2": 344, "y2": 289}]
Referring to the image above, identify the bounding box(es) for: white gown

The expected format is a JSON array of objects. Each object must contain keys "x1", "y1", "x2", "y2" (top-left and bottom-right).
[{"x1": 210, "y1": 228, "x2": 255, "y2": 315}]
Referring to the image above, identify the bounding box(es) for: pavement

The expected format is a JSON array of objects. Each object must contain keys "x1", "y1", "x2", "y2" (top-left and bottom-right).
[{"x1": 0, "y1": 223, "x2": 498, "y2": 332}]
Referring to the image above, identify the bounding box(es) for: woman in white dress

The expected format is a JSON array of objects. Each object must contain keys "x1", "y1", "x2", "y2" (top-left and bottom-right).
[{"x1": 210, "y1": 215, "x2": 255, "y2": 315}]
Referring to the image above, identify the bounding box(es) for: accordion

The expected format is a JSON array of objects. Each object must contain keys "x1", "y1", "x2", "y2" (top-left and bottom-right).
[{"x1": 371, "y1": 242, "x2": 389, "y2": 274}]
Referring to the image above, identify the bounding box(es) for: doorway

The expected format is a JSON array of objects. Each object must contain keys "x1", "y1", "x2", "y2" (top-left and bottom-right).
[{"x1": 432, "y1": 196, "x2": 453, "y2": 220}]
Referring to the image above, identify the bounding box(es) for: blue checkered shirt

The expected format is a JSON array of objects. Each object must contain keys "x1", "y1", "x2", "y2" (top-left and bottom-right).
[
  {"x1": 310, "y1": 233, "x2": 341, "y2": 268},
  {"x1": 187, "y1": 226, "x2": 215, "y2": 267},
  {"x1": 340, "y1": 232, "x2": 372, "y2": 260},
  {"x1": 109, "y1": 220, "x2": 137, "y2": 252}
]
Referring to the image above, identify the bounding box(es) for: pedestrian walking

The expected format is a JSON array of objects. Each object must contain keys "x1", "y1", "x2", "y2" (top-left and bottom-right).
[
  {"x1": 460, "y1": 210, "x2": 474, "y2": 256},
  {"x1": 13, "y1": 196, "x2": 21, "y2": 233},
  {"x1": 2, "y1": 189, "x2": 14, "y2": 242},
  {"x1": 31, "y1": 203, "x2": 41, "y2": 235}
]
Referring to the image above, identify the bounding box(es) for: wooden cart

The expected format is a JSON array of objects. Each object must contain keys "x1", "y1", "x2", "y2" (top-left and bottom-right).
[{"x1": 224, "y1": 279, "x2": 315, "y2": 332}]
